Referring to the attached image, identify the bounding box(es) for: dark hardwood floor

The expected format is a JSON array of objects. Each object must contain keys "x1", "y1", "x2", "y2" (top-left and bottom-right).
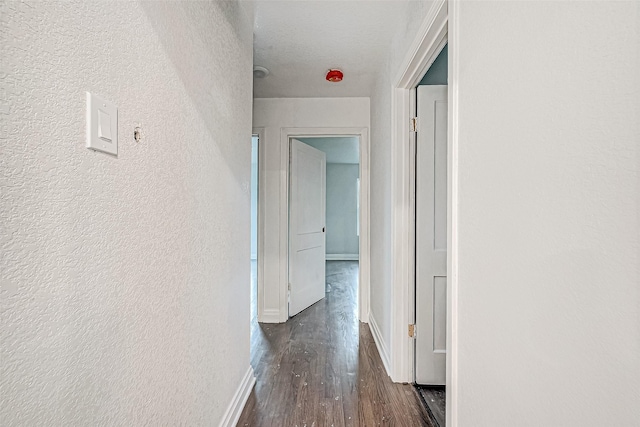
[
  {"x1": 239, "y1": 261, "x2": 433, "y2": 426},
  {"x1": 416, "y1": 386, "x2": 445, "y2": 427}
]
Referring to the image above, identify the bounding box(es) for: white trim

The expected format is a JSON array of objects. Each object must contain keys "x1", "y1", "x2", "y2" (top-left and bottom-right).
[
  {"x1": 368, "y1": 312, "x2": 391, "y2": 376},
  {"x1": 394, "y1": 0, "x2": 448, "y2": 89},
  {"x1": 390, "y1": 0, "x2": 448, "y2": 384},
  {"x1": 326, "y1": 254, "x2": 359, "y2": 261},
  {"x1": 390, "y1": 85, "x2": 413, "y2": 383},
  {"x1": 280, "y1": 127, "x2": 371, "y2": 324},
  {"x1": 446, "y1": 1, "x2": 460, "y2": 425},
  {"x1": 259, "y1": 309, "x2": 281, "y2": 324},
  {"x1": 253, "y1": 128, "x2": 268, "y2": 324},
  {"x1": 278, "y1": 128, "x2": 289, "y2": 323},
  {"x1": 217, "y1": 366, "x2": 256, "y2": 427}
]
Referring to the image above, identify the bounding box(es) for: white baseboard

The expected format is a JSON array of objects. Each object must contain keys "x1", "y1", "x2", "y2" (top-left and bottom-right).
[
  {"x1": 368, "y1": 312, "x2": 392, "y2": 377},
  {"x1": 325, "y1": 253, "x2": 359, "y2": 261},
  {"x1": 218, "y1": 366, "x2": 256, "y2": 427},
  {"x1": 257, "y1": 309, "x2": 282, "y2": 324}
]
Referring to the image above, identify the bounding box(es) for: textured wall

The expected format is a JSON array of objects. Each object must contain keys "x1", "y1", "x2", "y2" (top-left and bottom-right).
[
  {"x1": 1, "y1": 1, "x2": 254, "y2": 425},
  {"x1": 326, "y1": 163, "x2": 359, "y2": 257},
  {"x1": 454, "y1": 1, "x2": 640, "y2": 425}
]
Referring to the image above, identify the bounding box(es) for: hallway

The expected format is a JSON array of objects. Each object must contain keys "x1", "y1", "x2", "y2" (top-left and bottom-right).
[{"x1": 239, "y1": 261, "x2": 432, "y2": 426}]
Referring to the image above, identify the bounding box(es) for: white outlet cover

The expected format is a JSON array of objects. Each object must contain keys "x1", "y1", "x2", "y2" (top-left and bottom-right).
[{"x1": 86, "y1": 92, "x2": 118, "y2": 156}]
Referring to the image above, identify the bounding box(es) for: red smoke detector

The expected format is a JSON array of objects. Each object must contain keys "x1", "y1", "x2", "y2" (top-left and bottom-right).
[{"x1": 326, "y1": 69, "x2": 344, "y2": 83}]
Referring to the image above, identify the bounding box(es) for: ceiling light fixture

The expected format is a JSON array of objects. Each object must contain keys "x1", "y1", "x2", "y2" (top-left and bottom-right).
[
  {"x1": 253, "y1": 65, "x2": 270, "y2": 78},
  {"x1": 326, "y1": 69, "x2": 344, "y2": 83}
]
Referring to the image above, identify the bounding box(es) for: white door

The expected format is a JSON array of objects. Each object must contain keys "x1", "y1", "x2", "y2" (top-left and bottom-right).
[
  {"x1": 289, "y1": 138, "x2": 326, "y2": 317},
  {"x1": 415, "y1": 85, "x2": 448, "y2": 385}
]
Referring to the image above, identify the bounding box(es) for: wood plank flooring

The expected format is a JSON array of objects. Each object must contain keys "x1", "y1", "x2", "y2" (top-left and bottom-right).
[{"x1": 239, "y1": 261, "x2": 433, "y2": 427}]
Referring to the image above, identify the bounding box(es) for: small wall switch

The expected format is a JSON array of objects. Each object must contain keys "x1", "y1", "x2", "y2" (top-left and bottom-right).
[
  {"x1": 87, "y1": 92, "x2": 117, "y2": 155},
  {"x1": 97, "y1": 109, "x2": 112, "y2": 142}
]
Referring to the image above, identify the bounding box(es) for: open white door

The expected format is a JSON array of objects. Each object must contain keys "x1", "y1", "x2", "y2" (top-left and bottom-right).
[
  {"x1": 415, "y1": 85, "x2": 448, "y2": 385},
  {"x1": 289, "y1": 138, "x2": 326, "y2": 317}
]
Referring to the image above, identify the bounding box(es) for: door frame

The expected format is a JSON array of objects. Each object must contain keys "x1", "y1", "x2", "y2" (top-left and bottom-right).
[
  {"x1": 252, "y1": 128, "x2": 267, "y2": 323},
  {"x1": 279, "y1": 127, "x2": 370, "y2": 323},
  {"x1": 388, "y1": 0, "x2": 460, "y2": 425}
]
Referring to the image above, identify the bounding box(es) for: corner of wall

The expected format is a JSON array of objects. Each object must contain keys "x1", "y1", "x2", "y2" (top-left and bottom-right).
[
  {"x1": 218, "y1": 367, "x2": 256, "y2": 427},
  {"x1": 368, "y1": 311, "x2": 392, "y2": 376}
]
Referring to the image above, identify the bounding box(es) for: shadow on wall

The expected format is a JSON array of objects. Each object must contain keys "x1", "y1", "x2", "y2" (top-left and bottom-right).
[{"x1": 139, "y1": 1, "x2": 253, "y2": 187}]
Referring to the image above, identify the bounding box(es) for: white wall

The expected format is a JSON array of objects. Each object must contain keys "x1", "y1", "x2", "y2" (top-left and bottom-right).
[
  {"x1": 251, "y1": 136, "x2": 259, "y2": 259},
  {"x1": 326, "y1": 163, "x2": 360, "y2": 258},
  {"x1": 368, "y1": 0, "x2": 433, "y2": 368},
  {"x1": 0, "y1": 1, "x2": 254, "y2": 425},
  {"x1": 252, "y1": 97, "x2": 370, "y2": 322},
  {"x1": 453, "y1": 1, "x2": 640, "y2": 425}
]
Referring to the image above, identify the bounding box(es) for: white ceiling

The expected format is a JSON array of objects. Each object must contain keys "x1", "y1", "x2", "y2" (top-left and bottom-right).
[
  {"x1": 297, "y1": 137, "x2": 359, "y2": 164},
  {"x1": 253, "y1": 1, "x2": 410, "y2": 98}
]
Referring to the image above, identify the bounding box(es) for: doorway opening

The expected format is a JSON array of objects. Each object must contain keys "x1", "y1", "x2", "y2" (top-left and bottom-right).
[
  {"x1": 414, "y1": 42, "x2": 448, "y2": 427},
  {"x1": 297, "y1": 137, "x2": 360, "y2": 265},
  {"x1": 289, "y1": 136, "x2": 361, "y2": 319},
  {"x1": 277, "y1": 127, "x2": 370, "y2": 324}
]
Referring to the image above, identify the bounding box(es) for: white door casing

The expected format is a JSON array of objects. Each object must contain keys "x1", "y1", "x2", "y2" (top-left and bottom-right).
[
  {"x1": 289, "y1": 138, "x2": 327, "y2": 317},
  {"x1": 415, "y1": 85, "x2": 448, "y2": 385}
]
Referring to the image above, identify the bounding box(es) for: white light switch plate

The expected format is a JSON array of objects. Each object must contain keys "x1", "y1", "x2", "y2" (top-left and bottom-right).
[{"x1": 86, "y1": 92, "x2": 118, "y2": 155}]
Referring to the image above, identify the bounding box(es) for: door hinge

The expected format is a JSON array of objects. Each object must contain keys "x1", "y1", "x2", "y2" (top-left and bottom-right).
[
  {"x1": 408, "y1": 324, "x2": 416, "y2": 338},
  {"x1": 410, "y1": 117, "x2": 418, "y2": 133},
  {"x1": 288, "y1": 282, "x2": 291, "y2": 291}
]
